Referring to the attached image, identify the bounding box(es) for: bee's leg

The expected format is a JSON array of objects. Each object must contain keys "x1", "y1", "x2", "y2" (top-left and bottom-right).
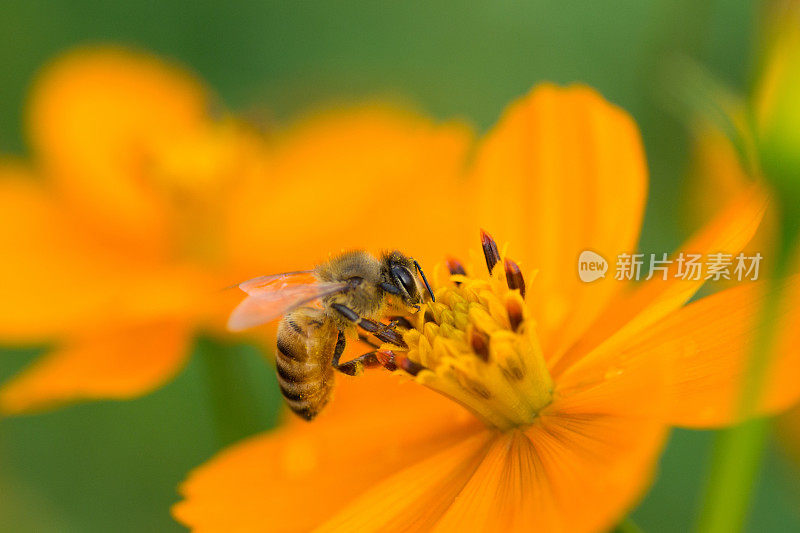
[
  {"x1": 334, "y1": 351, "x2": 384, "y2": 376},
  {"x1": 377, "y1": 319, "x2": 400, "y2": 335},
  {"x1": 330, "y1": 330, "x2": 347, "y2": 368},
  {"x1": 358, "y1": 334, "x2": 381, "y2": 349},
  {"x1": 358, "y1": 314, "x2": 413, "y2": 350},
  {"x1": 357, "y1": 317, "x2": 409, "y2": 351},
  {"x1": 331, "y1": 330, "x2": 384, "y2": 376},
  {"x1": 330, "y1": 304, "x2": 408, "y2": 348}
]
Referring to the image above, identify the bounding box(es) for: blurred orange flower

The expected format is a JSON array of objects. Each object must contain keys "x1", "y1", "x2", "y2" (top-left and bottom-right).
[
  {"x1": 0, "y1": 47, "x2": 471, "y2": 413},
  {"x1": 173, "y1": 86, "x2": 800, "y2": 532},
  {"x1": 683, "y1": 1, "x2": 800, "y2": 466}
]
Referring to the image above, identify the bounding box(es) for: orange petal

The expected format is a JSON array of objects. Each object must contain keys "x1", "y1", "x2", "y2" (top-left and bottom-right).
[
  {"x1": 433, "y1": 409, "x2": 666, "y2": 532},
  {"x1": 552, "y1": 184, "x2": 767, "y2": 376},
  {"x1": 173, "y1": 372, "x2": 483, "y2": 532},
  {"x1": 581, "y1": 277, "x2": 800, "y2": 428},
  {"x1": 27, "y1": 47, "x2": 208, "y2": 250},
  {"x1": 430, "y1": 431, "x2": 538, "y2": 532},
  {"x1": 0, "y1": 321, "x2": 192, "y2": 414},
  {"x1": 0, "y1": 167, "x2": 211, "y2": 341},
  {"x1": 223, "y1": 106, "x2": 473, "y2": 277},
  {"x1": 470, "y1": 84, "x2": 647, "y2": 361},
  {"x1": 517, "y1": 411, "x2": 665, "y2": 533},
  {"x1": 321, "y1": 374, "x2": 668, "y2": 533},
  {"x1": 318, "y1": 432, "x2": 494, "y2": 532},
  {"x1": 0, "y1": 165, "x2": 124, "y2": 341},
  {"x1": 669, "y1": 277, "x2": 800, "y2": 427},
  {"x1": 417, "y1": 327, "x2": 669, "y2": 533},
  {"x1": 509, "y1": 346, "x2": 669, "y2": 533},
  {"x1": 176, "y1": 345, "x2": 667, "y2": 533},
  {"x1": 322, "y1": 381, "x2": 667, "y2": 533}
]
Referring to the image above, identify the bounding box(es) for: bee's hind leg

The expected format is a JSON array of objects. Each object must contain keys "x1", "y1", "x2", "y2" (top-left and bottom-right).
[{"x1": 331, "y1": 330, "x2": 384, "y2": 377}]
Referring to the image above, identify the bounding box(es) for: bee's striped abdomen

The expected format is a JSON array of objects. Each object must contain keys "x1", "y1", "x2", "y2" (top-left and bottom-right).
[{"x1": 275, "y1": 309, "x2": 339, "y2": 421}]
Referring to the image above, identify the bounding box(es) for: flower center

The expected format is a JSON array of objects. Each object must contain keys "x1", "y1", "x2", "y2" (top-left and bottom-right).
[
  {"x1": 380, "y1": 231, "x2": 554, "y2": 431},
  {"x1": 150, "y1": 120, "x2": 266, "y2": 265}
]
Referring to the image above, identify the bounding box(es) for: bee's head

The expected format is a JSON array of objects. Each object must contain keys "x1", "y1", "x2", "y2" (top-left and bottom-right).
[{"x1": 382, "y1": 251, "x2": 435, "y2": 307}]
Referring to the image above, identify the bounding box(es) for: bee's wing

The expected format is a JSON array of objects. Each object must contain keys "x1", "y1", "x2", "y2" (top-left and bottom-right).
[
  {"x1": 227, "y1": 272, "x2": 349, "y2": 332},
  {"x1": 236, "y1": 270, "x2": 315, "y2": 296}
]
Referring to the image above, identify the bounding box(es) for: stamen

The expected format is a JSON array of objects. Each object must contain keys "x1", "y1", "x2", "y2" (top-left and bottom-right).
[
  {"x1": 388, "y1": 316, "x2": 414, "y2": 330},
  {"x1": 469, "y1": 328, "x2": 490, "y2": 361},
  {"x1": 506, "y1": 298, "x2": 524, "y2": 332},
  {"x1": 480, "y1": 229, "x2": 501, "y2": 273},
  {"x1": 375, "y1": 230, "x2": 554, "y2": 430},
  {"x1": 504, "y1": 258, "x2": 526, "y2": 298},
  {"x1": 384, "y1": 234, "x2": 554, "y2": 431},
  {"x1": 376, "y1": 350, "x2": 425, "y2": 376},
  {"x1": 446, "y1": 257, "x2": 467, "y2": 277},
  {"x1": 424, "y1": 309, "x2": 437, "y2": 324}
]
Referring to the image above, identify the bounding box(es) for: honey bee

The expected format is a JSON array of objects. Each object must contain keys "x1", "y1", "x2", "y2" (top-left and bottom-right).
[{"x1": 227, "y1": 250, "x2": 434, "y2": 421}]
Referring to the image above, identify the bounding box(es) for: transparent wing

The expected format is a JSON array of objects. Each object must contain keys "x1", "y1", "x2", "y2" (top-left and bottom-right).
[
  {"x1": 227, "y1": 271, "x2": 349, "y2": 332},
  {"x1": 237, "y1": 270, "x2": 315, "y2": 296}
]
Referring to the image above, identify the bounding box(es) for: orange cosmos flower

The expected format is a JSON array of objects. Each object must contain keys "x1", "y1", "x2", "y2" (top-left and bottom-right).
[
  {"x1": 682, "y1": 2, "x2": 800, "y2": 466},
  {"x1": 0, "y1": 47, "x2": 470, "y2": 413},
  {"x1": 173, "y1": 86, "x2": 800, "y2": 532}
]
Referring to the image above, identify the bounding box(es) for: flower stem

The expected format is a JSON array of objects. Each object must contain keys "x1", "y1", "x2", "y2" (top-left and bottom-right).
[
  {"x1": 697, "y1": 418, "x2": 770, "y2": 533},
  {"x1": 696, "y1": 213, "x2": 799, "y2": 533},
  {"x1": 198, "y1": 336, "x2": 271, "y2": 448}
]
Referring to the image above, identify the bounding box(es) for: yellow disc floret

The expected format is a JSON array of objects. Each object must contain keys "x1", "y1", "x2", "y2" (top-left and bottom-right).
[{"x1": 382, "y1": 231, "x2": 554, "y2": 431}]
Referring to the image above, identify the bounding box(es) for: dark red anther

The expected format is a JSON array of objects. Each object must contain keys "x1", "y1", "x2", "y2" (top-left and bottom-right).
[
  {"x1": 388, "y1": 315, "x2": 414, "y2": 330},
  {"x1": 424, "y1": 309, "x2": 437, "y2": 324},
  {"x1": 504, "y1": 258, "x2": 526, "y2": 298},
  {"x1": 480, "y1": 229, "x2": 501, "y2": 274},
  {"x1": 446, "y1": 257, "x2": 467, "y2": 278},
  {"x1": 506, "y1": 298, "x2": 524, "y2": 332},
  {"x1": 470, "y1": 328, "x2": 490, "y2": 361},
  {"x1": 397, "y1": 355, "x2": 425, "y2": 376}
]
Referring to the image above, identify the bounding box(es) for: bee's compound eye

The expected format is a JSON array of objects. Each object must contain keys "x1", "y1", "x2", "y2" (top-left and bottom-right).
[{"x1": 393, "y1": 266, "x2": 417, "y2": 297}]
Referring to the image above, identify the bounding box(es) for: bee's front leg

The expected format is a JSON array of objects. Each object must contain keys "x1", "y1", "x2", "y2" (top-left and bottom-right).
[
  {"x1": 357, "y1": 316, "x2": 411, "y2": 350},
  {"x1": 330, "y1": 304, "x2": 408, "y2": 348},
  {"x1": 357, "y1": 333, "x2": 381, "y2": 349}
]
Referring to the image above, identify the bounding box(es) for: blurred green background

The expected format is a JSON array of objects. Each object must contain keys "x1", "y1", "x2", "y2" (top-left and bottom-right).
[{"x1": 1, "y1": 0, "x2": 798, "y2": 531}]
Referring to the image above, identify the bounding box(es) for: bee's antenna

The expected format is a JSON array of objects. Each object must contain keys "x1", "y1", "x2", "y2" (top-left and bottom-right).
[{"x1": 413, "y1": 259, "x2": 435, "y2": 302}]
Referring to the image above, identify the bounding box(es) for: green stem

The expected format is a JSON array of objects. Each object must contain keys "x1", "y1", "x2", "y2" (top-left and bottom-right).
[
  {"x1": 696, "y1": 212, "x2": 799, "y2": 533},
  {"x1": 198, "y1": 336, "x2": 271, "y2": 448},
  {"x1": 697, "y1": 418, "x2": 771, "y2": 533}
]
